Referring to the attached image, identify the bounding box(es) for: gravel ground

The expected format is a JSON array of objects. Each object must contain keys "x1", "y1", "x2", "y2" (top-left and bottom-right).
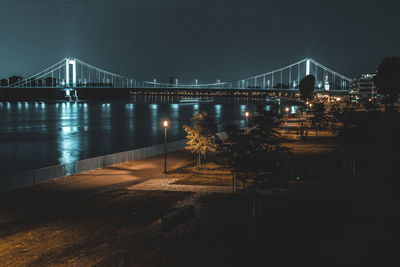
[{"x1": 128, "y1": 174, "x2": 232, "y2": 194}]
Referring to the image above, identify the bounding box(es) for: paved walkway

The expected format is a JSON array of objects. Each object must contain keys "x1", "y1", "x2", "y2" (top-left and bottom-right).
[
  {"x1": 0, "y1": 129, "x2": 336, "y2": 226},
  {"x1": 0, "y1": 150, "x2": 222, "y2": 225}
]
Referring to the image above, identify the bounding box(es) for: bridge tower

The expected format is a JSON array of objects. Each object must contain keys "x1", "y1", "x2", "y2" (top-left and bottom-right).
[
  {"x1": 306, "y1": 58, "x2": 311, "y2": 76},
  {"x1": 65, "y1": 58, "x2": 78, "y2": 101},
  {"x1": 65, "y1": 58, "x2": 77, "y2": 87}
]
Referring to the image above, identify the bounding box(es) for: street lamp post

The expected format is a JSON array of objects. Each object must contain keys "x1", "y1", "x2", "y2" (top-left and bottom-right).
[
  {"x1": 162, "y1": 120, "x2": 169, "y2": 174},
  {"x1": 244, "y1": 111, "x2": 250, "y2": 134},
  {"x1": 285, "y1": 107, "x2": 290, "y2": 133}
]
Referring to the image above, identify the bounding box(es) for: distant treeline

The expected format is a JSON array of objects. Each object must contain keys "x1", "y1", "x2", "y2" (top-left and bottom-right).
[
  {"x1": 0, "y1": 76, "x2": 115, "y2": 87},
  {"x1": 247, "y1": 82, "x2": 342, "y2": 90},
  {"x1": 246, "y1": 83, "x2": 291, "y2": 89},
  {"x1": 1, "y1": 76, "x2": 23, "y2": 86}
]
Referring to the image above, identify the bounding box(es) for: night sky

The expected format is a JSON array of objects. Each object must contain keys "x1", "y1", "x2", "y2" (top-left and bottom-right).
[{"x1": 0, "y1": 0, "x2": 399, "y2": 83}]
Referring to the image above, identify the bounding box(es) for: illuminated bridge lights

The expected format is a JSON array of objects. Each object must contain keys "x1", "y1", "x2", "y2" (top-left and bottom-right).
[{"x1": 7, "y1": 57, "x2": 352, "y2": 91}]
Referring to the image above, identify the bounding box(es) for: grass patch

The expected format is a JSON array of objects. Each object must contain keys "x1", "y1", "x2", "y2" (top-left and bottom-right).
[
  {"x1": 172, "y1": 162, "x2": 233, "y2": 186},
  {"x1": 173, "y1": 136, "x2": 338, "y2": 187}
]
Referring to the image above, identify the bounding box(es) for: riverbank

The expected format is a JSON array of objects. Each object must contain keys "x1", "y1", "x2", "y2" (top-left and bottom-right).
[
  {"x1": 0, "y1": 97, "x2": 268, "y2": 177},
  {"x1": 0, "y1": 150, "x2": 197, "y2": 225},
  {"x1": 1, "y1": 136, "x2": 398, "y2": 266}
]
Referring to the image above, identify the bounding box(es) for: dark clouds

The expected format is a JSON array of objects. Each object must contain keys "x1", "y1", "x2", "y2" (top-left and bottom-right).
[{"x1": 0, "y1": 0, "x2": 399, "y2": 82}]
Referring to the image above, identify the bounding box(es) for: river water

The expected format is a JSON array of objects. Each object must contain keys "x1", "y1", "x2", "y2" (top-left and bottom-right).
[{"x1": 0, "y1": 96, "x2": 300, "y2": 176}]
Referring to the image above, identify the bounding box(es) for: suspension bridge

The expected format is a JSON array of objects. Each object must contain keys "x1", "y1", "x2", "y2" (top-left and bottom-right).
[{"x1": 2, "y1": 57, "x2": 352, "y2": 99}]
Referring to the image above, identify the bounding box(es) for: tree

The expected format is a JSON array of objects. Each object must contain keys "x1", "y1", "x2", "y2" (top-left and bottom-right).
[
  {"x1": 299, "y1": 75, "x2": 315, "y2": 101},
  {"x1": 362, "y1": 101, "x2": 380, "y2": 112},
  {"x1": 309, "y1": 102, "x2": 331, "y2": 135},
  {"x1": 216, "y1": 111, "x2": 291, "y2": 234},
  {"x1": 217, "y1": 111, "x2": 291, "y2": 190},
  {"x1": 183, "y1": 112, "x2": 217, "y2": 170},
  {"x1": 374, "y1": 57, "x2": 400, "y2": 112},
  {"x1": 8, "y1": 76, "x2": 23, "y2": 86},
  {"x1": 337, "y1": 110, "x2": 397, "y2": 178},
  {"x1": 45, "y1": 77, "x2": 57, "y2": 87},
  {"x1": 273, "y1": 83, "x2": 289, "y2": 89},
  {"x1": 327, "y1": 102, "x2": 343, "y2": 131},
  {"x1": 0, "y1": 79, "x2": 8, "y2": 87},
  {"x1": 27, "y1": 78, "x2": 36, "y2": 87}
]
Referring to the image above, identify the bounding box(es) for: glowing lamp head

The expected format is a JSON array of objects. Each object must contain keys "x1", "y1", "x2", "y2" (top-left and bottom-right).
[
  {"x1": 309, "y1": 103, "x2": 313, "y2": 107},
  {"x1": 285, "y1": 107, "x2": 290, "y2": 112},
  {"x1": 162, "y1": 120, "x2": 169, "y2": 128},
  {"x1": 244, "y1": 111, "x2": 250, "y2": 118}
]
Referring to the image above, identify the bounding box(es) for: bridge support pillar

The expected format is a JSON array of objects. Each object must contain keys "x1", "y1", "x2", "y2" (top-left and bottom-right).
[
  {"x1": 65, "y1": 58, "x2": 77, "y2": 88},
  {"x1": 65, "y1": 88, "x2": 78, "y2": 102}
]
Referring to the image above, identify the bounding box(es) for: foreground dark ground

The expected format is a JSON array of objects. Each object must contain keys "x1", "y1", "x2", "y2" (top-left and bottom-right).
[{"x1": 0, "y1": 136, "x2": 399, "y2": 266}]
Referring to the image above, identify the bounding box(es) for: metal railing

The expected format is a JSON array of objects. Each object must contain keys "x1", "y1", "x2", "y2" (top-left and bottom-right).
[{"x1": 0, "y1": 139, "x2": 187, "y2": 192}]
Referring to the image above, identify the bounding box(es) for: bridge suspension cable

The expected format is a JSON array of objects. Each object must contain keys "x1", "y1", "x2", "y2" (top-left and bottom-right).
[{"x1": 6, "y1": 57, "x2": 352, "y2": 91}]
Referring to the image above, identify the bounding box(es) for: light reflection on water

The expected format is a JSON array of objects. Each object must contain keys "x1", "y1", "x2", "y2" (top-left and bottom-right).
[
  {"x1": 126, "y1": 103, "x2": 135, "y2": 131},
  {"x1": 58, "y1": 103, "x2": 80, "y2": 165},
  {"x1": 150, "y1": 104, "x2": 158, "y2": 140},
  {"x1": 0, "y1": 96, "x2": 301, "y2": 176}
]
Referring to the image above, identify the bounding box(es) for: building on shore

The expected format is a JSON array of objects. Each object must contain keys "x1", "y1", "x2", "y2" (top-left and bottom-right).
[{"x1": 350, "y1": 73, "x2": 376, "y2": 98}]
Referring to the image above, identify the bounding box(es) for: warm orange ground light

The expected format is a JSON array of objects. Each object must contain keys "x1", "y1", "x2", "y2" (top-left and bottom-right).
[{"x1": 0, "y1": 190, "x2": 192, "y2": 265}]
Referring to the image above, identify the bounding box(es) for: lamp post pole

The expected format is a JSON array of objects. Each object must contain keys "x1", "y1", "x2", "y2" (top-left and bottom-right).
[
  {"x1": 285, "y1": 107, "x2": 290, "y2": 133},
  {"x1": 164, "y1": 127, "x2": 167, "y2": 173},
  {"x1": 244, "y1": 111, "x2": 250, "y2": 134},
  {"x1": 162, "y1": 120, "x2": 169, "y2": 174}
]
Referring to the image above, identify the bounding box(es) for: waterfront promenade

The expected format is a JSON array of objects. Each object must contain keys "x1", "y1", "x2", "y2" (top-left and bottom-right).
[
  {"x1": 0, "y1": 148, "x2": 234, "y2": 266},
  {"x1": 0, "y1": 150, "x2": 200, "y2": 225},
  {"x1": 0, "y1": 126, "x2": 331, "y2": 226},
  {"x1": 2, "y1": 135, "x2": 397, "y2": 266}
]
